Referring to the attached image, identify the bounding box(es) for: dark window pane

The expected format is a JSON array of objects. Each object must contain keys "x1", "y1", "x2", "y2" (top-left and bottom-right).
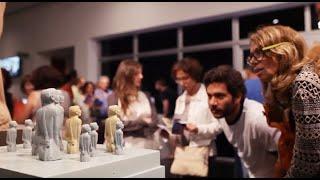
[
  {"x1": 184, "y1": 48, "x2": 233, "y2": 78},
  {"x1": 101, "y1": 60, "x2": 122, "y2": 86},
  {"x1": 101, "y1": 36, "x2": 133, "y2": 56},
  {"x1": 139, "y1": 29, "x2": 177, "y2": 52},
  {"x1": 311, "y1": 4, "x2": 320, "y2": 30},
  {"x1": 184, "y1": 19, "x2": 232, "y2": 46},
  {"x1": 139, "y1": 55, "x2": 178, "y2": 113},
  {"x1": 240, "y1": 6, "x2": 305, "y2": 39}
]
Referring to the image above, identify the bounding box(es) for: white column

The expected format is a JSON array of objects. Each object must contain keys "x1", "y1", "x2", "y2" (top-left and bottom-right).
[
  {"x1": 232, "y1": 18, "x2": 243, "y2": 72},
  {"x1": 75, "y1": 39, "x2": 100, "y2": 82}
]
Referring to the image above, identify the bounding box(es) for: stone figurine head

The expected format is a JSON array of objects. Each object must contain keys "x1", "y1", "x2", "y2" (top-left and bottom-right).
[
  {"x1": 116, "y1": 120, "x2": 124, "y2": 129},
  {"x1": 25, "y1": 119, "x2": 33, "y2": 127},
  {"x1": 90, "y1": 122, "x2": 99, "y2": 131},
  {"x1": 108, "y1": 105, "x2": 121, "y2": 117},
  {"x1": 69, "y1": 105, "x2": 81, "y2": 117},
  {"x1": 81, "y1": 124, "x2": 91, "y2": 133},
  {"x1": 9, "y1": 121, "x2": 17, "y2": 128},
  {"x1": 40, "y1": 88, "x2": 56, "y2": 105}
]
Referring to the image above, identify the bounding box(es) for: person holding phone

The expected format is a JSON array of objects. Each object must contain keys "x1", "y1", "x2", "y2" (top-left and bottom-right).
[{"x1": 170, "y1": 58, "x2": 221, "y2": 177}]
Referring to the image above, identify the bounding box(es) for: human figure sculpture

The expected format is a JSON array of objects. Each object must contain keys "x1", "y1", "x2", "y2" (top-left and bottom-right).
[
  {"x1": 0, "y1": 3, "x2": 12, "y2": 130},
  {"x1": 35, "y1": 88, "x2": 62, "y2": 161},
  {"x1": 31, "y1": 127, "x2": 39, "y2": 156},
  {"x1": 6, "y1": 120, "x2": 17, "y2": 152},
  {"x1": 53, "y1": 89, "x2": 65, "y2": 151},
  {"x1": 22, "y1": 119, "x2": 33, "y2": 148},
  {"x1": 104, "y1": 105, "x2": 121, "y2": 153},
  {"x1": 79, "y1": 124, "x2": 92, "y2": 162},
  {"x1": 89, "y1": 122, "x2": 99, "y2": 157},
  {"x1": 115, "y1": 120, "x2": 124, "y2": 155},
  {"x1": 64, "y1": 105, "x2": 82, "y2": 154}
]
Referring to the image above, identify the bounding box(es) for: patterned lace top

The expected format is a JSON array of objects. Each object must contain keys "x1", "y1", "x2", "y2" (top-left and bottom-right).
[{"x1": 287, "y1": 63, "x2": 320, "y2": 177}]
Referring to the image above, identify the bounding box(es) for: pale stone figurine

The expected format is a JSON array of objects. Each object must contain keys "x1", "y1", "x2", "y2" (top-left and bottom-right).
[
  {"x1": 105, "y1": 105, "x2": 121, "y2": 153},
  {"x1": 6, "y1": 120, "x2": 17, "y2": 152},
  {"x1": 22, "y1": 119, "x2": 33, "y2": 148},
  {"x1": 64, "y1": 105, "x2": 82, "y2": 154},
  {"x1": 79, "y1": 124, "x2": 92, "y2": 162},
  {"x1": 0, "y1": 3, "x2": 12, "y2": 130},
  {"x1": 115, "y1": 120, "x2": 124, "y2": 155},
  {"x1": 89, "y1": 122, "x2": 99, "y2": 157},
  {"x1": 35, "y1": 88, "x2": 63, "y2": 161},
  {"x1": 31, "y1": 127, "x2": 39, "y2": 156},
  {"x1": 53, "y1": 89, "x2": 65, "y2": 151}
]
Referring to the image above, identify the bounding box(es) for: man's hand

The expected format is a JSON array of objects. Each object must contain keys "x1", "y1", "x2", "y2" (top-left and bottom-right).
[{"x1": 185, "y1": 123, "x2": 198, "y2": 134}]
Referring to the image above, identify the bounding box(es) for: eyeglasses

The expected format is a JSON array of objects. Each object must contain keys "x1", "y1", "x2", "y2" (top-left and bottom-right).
[
  {"x1": 175, "y1": 75, "x2": 190, "y2": 83},
  {"x1": 247, "y1": 42, "x2": 292, "y2": 66}
]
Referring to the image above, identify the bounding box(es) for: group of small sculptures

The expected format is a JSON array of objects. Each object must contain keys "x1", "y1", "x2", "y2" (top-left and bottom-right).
[{"x1": 5, "y1": 88, "x2": 124, "y2": 162}]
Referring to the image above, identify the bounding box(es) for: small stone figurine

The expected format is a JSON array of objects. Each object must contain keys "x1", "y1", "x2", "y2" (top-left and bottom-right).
[
  {"x1": 35, "y1": 88, "x2": 63, "y2": 161},
  {"x1": 89, "y1": 122, "x2": 99, "y2": 157},
  {"x1": 105, "y1": 105, "x2": 121, "y2": 153},
  {"x1": 31, "y1": 127, "x2": 39, "y2": 156},
  {"x1": 115, "y1": 120, "x2": 124, "y2": 155},
  {"x1": 64, "y1": 105, "x2": 82, "y2": 154},
  {"x1": 79, "y1": 124, "x2": 92, "y2": 162},
  {"x1": 53, "y1": 89, "x2": 65, "y2": 152},
  {"x1": 6, "y1": 121, "x2": 18, "y2": 152},
  {"x1": 22, "y1": 119, "x2": 33, "y2": 148}
]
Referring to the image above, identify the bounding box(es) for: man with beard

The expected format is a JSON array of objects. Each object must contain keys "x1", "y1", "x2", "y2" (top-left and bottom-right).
[{"x1": 185, "y1": 65, "x2": 281, "y2": 178}]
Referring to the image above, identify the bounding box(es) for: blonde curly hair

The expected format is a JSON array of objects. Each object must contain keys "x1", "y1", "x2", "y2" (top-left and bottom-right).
[{"x1": 249, "y1": 25, "x2": 307, "y2": 105}]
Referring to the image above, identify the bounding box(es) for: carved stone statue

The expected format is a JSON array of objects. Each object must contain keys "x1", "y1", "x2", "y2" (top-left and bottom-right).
[
  {"x1": 115, "y1": 120, "x2": 124, "y2": 155},
  {"x1": 79, "y1": 124, "x2": 92, "y2": 162},
  {"x1": 35, "y1": 88, "x2": 63, "y2": 161},
  {"x1": 89, "y1": 122, "x2": 99, "y2": 157},
  {"x1": 0, "y1": 3, "x2": 11, "y2": 130},
  {"x1": 22, "y1": 119, "x2": 33, "y2": 148},
  {"x1": 105, "y1": 105, "x2": 121, "y2": 153},
  {"x1": 64, "y1": 105, "x2": 82, "y2": 154},
  {"x1": 31, "y1": 127, "x2": 39, "y2": 156},
  {"x1": 53, "y1": 89, "x2": 65, "y2": 152},
  {"x1": 6, "y1": 120, "x2": 17, "y2": 152}
]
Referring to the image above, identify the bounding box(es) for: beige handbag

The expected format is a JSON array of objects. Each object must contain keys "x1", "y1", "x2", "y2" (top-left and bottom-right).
[{"x1": 170, "y1": 146, "x2": 209, "y2": 177}]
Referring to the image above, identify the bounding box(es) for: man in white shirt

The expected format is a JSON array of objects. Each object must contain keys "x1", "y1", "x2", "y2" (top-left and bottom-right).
[{"x1": 186, "y1": 65, "x2": 281, "y2": 178}]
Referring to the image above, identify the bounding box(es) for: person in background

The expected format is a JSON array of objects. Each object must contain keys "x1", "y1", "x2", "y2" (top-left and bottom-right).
[
  {"x1": 61, "y1": 69, "x2": 78, "y2": 101},
  {"x1": 94, "y1": 75, "x2": 112, "y2": 144},
  {"x1": 81, "y1": 81, "x2": 96, "y2": 124},
  {"x1": 243, "y1": 64, "x2": 264, "y2": 103},
  {"x1": 71, "y1": 76, "x2": 85, "y2": 105},
  {"x1": 13, "y1": 74, "x2": 35, "y2": 124},
  {"x1": 186, "y1": 65, "x2": 281, "y2": 177},
  {"x1": 107, "y1": 59, "x2": 159, "y2": 149},
  {"x1": 170, "y1": 57, "x2": 220, "y2": 177},
  {"x1": 20, "y1": 74, "x2": 35, "y2": 102},
  {"x1": 154, "y1": 78, "x2": 177, "y2": 119}
]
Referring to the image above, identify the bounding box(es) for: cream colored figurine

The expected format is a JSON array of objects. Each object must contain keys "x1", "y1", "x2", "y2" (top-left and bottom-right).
[
  {"x1": 104, "y1": 105, "x2": 121, "y2": 153},
  {"x1": 0, "y1": 3, "x2": 12, "y2": 130},
  {"x1": 64, "y1": 105, "x2": 82, "y2": 154}
]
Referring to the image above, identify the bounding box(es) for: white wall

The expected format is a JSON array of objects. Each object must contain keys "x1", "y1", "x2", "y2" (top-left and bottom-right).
[{"x1": 0, "y1": 2, "x2": 297, "y2": 96}]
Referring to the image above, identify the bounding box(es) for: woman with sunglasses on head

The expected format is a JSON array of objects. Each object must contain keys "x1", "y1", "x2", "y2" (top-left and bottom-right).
[{"x1": 249, "y1": 25, "x2": 320, "y2": 177}]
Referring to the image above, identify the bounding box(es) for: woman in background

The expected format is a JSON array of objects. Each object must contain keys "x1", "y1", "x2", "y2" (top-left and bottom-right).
[{"x1": 107, "y1": 59, "x2": 159, "y2": 149}]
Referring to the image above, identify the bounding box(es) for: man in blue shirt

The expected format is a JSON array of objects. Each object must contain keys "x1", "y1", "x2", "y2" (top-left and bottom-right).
[{"x1": 243, "y1": 65, "x2": 264, "y2": 103}]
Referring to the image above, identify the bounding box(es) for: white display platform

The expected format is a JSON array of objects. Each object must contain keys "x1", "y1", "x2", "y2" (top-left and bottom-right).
[{"x1": 0, "y1": 144, "x2": 165, "y2": 178}]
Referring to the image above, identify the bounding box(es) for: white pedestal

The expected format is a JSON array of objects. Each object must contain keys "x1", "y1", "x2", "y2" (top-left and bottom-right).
[{"x1": 0, "y1": 144, "x2": 165, "y2": 178}]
